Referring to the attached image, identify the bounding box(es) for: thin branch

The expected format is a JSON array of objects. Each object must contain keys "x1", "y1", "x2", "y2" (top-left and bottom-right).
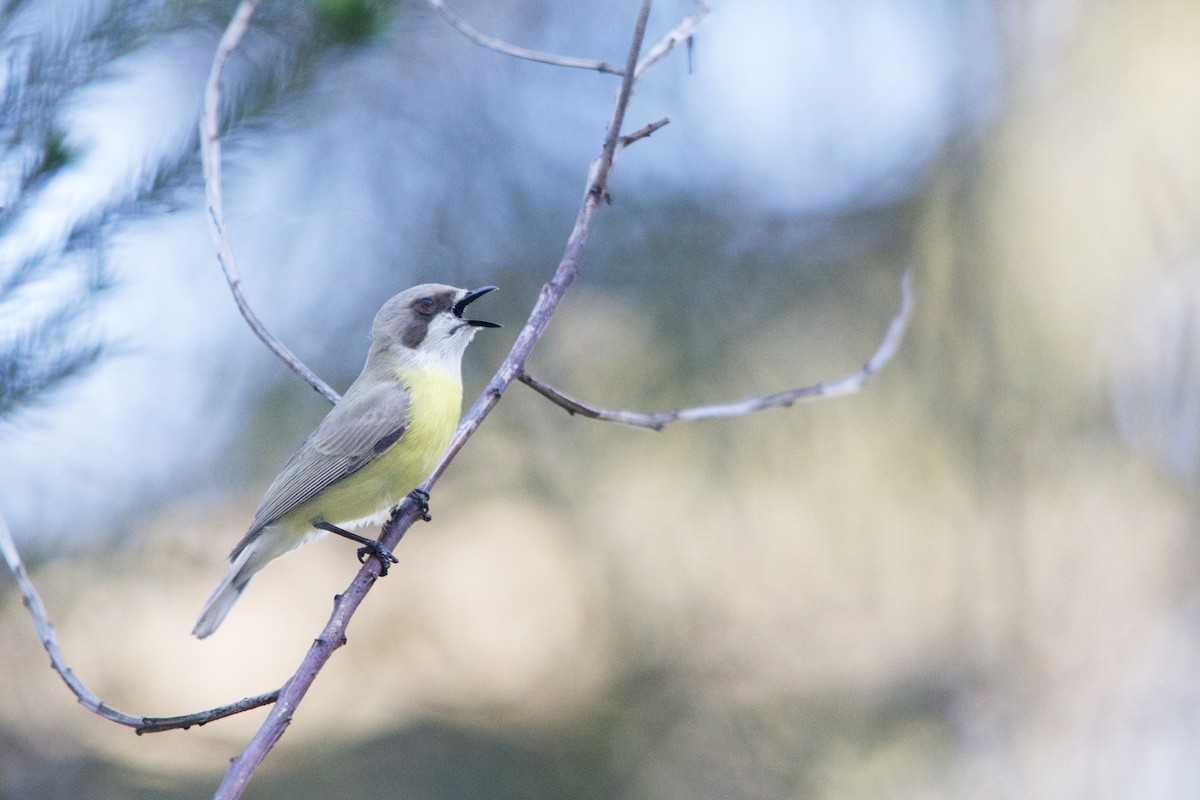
[
  {"x1": 518, "y1": 271, "x2": 915, "y2": 430},
  {"x1": 619, "y1": 117, "x2": 670, "y2": 148},
  {"x1": 0, "y1": 509, "x2": 280, "y2": 734},
  {"x1": 634, "y1": 0, "x2": 710, "y2": 79},
  {"x1": 214, "y1": 3, "x2": 659, "y2": 796},
  {"x1": 134, "y1": 690, "x2": 280, "y2": 735},
  {"x1": 428, "y1": 0, "x2": 624, "y2": 75},
  {"x1": 201, "y1": 0, "x2": 340, "y2": 405}
]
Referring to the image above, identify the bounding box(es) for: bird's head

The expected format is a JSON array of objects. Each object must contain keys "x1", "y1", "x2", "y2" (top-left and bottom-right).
[{"x1": 370, "y1": 283, "x2": 499, "y2": 366}]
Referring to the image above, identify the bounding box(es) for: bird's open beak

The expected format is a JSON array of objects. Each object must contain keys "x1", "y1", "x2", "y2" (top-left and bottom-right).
[{"x1": 453, "y1": 285, "x2": 501, "y2": 328}]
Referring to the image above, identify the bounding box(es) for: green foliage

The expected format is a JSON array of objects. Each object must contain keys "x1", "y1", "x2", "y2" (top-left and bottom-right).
[
  {"x1": 40, "y1": 128, "x2": 75, "y2": 174},
  {"x1": 313, "y1": 0, "x2": 394, "y2": 45}
]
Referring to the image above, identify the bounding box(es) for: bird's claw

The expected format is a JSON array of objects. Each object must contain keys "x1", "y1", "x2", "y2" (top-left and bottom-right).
[
  {"x1": 356, "y1": 541, "x2": 399, "y2": 576},
  {"x1": 409, "y1": 488, "x2": 432, "y2": 522}
]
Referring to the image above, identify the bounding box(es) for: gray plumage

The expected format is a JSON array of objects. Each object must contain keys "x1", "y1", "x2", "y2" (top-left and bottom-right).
[{"x1": 230, "y1": 358, "x2": 412, "y2": 560}]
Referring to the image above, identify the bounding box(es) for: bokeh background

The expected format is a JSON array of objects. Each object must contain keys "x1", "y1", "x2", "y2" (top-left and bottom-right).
[{"x1": 2, "y1": 0, "x2": 1200, "y2": 797}]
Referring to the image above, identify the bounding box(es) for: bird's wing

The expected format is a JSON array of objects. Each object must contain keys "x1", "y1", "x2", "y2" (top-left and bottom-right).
[{"x1": 230, "y1": 377, "x2": 411, "y2": 559}]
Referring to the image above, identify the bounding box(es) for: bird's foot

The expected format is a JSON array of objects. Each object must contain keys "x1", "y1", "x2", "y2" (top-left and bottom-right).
[
  {"x1": 314, "y1": 520, "x2": 398, "y2": 576},
  {"x1": 356, "y1": 541, "x2": 399, "y2": 576},
  {"x1": 409, "y1": 488, "x2": 432, "y2": 522}
]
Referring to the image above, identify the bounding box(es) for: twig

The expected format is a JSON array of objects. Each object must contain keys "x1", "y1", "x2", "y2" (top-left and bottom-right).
[
  {"x1": 634, "y1": 0, "x2": 710, "y2": 78},
  {"x1": 200, "y1": 0, "x2": 340, "y2": 405},
  {"x1": 134, "y1": 690, "x2": 281, "y2": 735},
  {"x1": 213, "y1": 3, "x2": 662, "y2": 798},
  {"x1": 519, "y1": 271, "x2": 915, "y2": 430},
  {"x1": 619, "y1": 117, "x2": 670, "y2": 148},
  {"x1": 428, "y1": 0, "x2": 624, "y2": 75},
  {"x1": 0, "y1": 509, "x2": 281, "y2": 734}
]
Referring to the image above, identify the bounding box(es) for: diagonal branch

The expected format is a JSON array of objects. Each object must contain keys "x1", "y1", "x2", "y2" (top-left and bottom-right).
[
  {"x1": 519, "y1": 271, "x2": 915, "y2": 430},
  {"x1": 0, "y1": 509, "x2": 280, "y2": 734},
  {"x1": 428, "y1": 0, "x2": 624, "y2": 75},
  {"x1": 213, "y1": 2, "x2": 664, "y2": 797},
  {"x1": 201, "y1": 0, "x2": 340, "y2": 405}
]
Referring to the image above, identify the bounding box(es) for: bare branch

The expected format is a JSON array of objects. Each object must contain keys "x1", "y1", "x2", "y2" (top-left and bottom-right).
[
  {"x1": 635, "y1": 0, "x2": 710, "y2": 79},
  {"x1": 619, "y1": 117, "x2": 670, "y2": 148},
  {"x1": 0, "y1": 509, "x2": 281, "y2": 734},
  {"x1": 214, "y1": 3, "x2": 660, "y2": 795},
  {"x1": 201, "y1": 0, "x2": 340, "y2": 405},
  {"x1": 428, "y1": 0, "x2": 624, "y2": 75},
  {"x1": 134, "y1": 690, "x2": 280, "y2": 735},
  {"x1": 519, "y1": 271, "x2": 915, "y2": 431}
]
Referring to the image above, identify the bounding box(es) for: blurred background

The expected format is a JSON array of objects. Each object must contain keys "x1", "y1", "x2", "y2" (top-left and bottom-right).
[{"x1": 2, "y1": 0, "x2": 1199, "y2": 797}]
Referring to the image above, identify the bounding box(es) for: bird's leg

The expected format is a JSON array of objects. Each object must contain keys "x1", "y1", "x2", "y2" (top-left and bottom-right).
[
  {"x1": 408, "y1": 489, "x2": 432, "y2": 522},
  {"x1": 312, "y1": 520, "x2": 399, "y2": 576}
]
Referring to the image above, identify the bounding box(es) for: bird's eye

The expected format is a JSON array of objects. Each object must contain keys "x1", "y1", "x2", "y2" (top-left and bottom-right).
[{"x1": 415, "y1": 297, "x2": 436, "y2": 316}]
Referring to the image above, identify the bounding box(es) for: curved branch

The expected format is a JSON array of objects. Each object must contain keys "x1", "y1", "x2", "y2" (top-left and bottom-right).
[
  {"x1": 134, "y1": 690, "x2": 281, "y2": 735},
  {"x1": 428, "y1": 0, "x2": 624, "y2": 75},
  {"x1": 519, "y1": 271, "x2": 915, "y2": 430},
  {"x1": 0, "y1": 510, "x2": 281, "y2": 734},
  {"x1": 201, "y1": 0, "x2": 340, "y2": 405}
]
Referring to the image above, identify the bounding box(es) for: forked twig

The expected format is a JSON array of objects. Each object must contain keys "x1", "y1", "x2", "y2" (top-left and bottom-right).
[
  {"x1": 0, "y1": 510, "x2": 280, "y2": 734},
  {"x1": 519, "y1": 271, "x2": 915, "y2": 430},
  {"x1": 428, "y1": 0, "x2": 708, "y2": 80},
  {"x1": 200, "y1": 0, "x2": 340, "y2": 405},
  {"x1": 634, "y1": 0, "x2": 710, "y2": 78}
]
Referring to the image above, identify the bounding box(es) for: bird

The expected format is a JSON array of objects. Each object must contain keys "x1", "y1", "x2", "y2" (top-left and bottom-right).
[{"x1": 193, "y1": 283, "x2": 499, "y2": 639}]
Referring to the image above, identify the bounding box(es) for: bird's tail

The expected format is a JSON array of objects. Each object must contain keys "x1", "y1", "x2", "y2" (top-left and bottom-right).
[{"x1": 193, "y1": 529, "x2": 295, "y2": 639}]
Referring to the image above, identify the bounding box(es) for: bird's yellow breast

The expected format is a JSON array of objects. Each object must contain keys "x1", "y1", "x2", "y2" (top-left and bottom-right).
[
  {"x1": 387, "y1": 364, "x2": 463, "y2": 483},
  {"x1": 283, "y1": 365, "x2": 462, "y2": 532}
]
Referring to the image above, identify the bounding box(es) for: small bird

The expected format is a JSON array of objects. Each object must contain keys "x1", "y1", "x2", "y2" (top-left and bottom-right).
[{"x1": 193, "y1": 284, "x2": 499, "y2": 639}]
